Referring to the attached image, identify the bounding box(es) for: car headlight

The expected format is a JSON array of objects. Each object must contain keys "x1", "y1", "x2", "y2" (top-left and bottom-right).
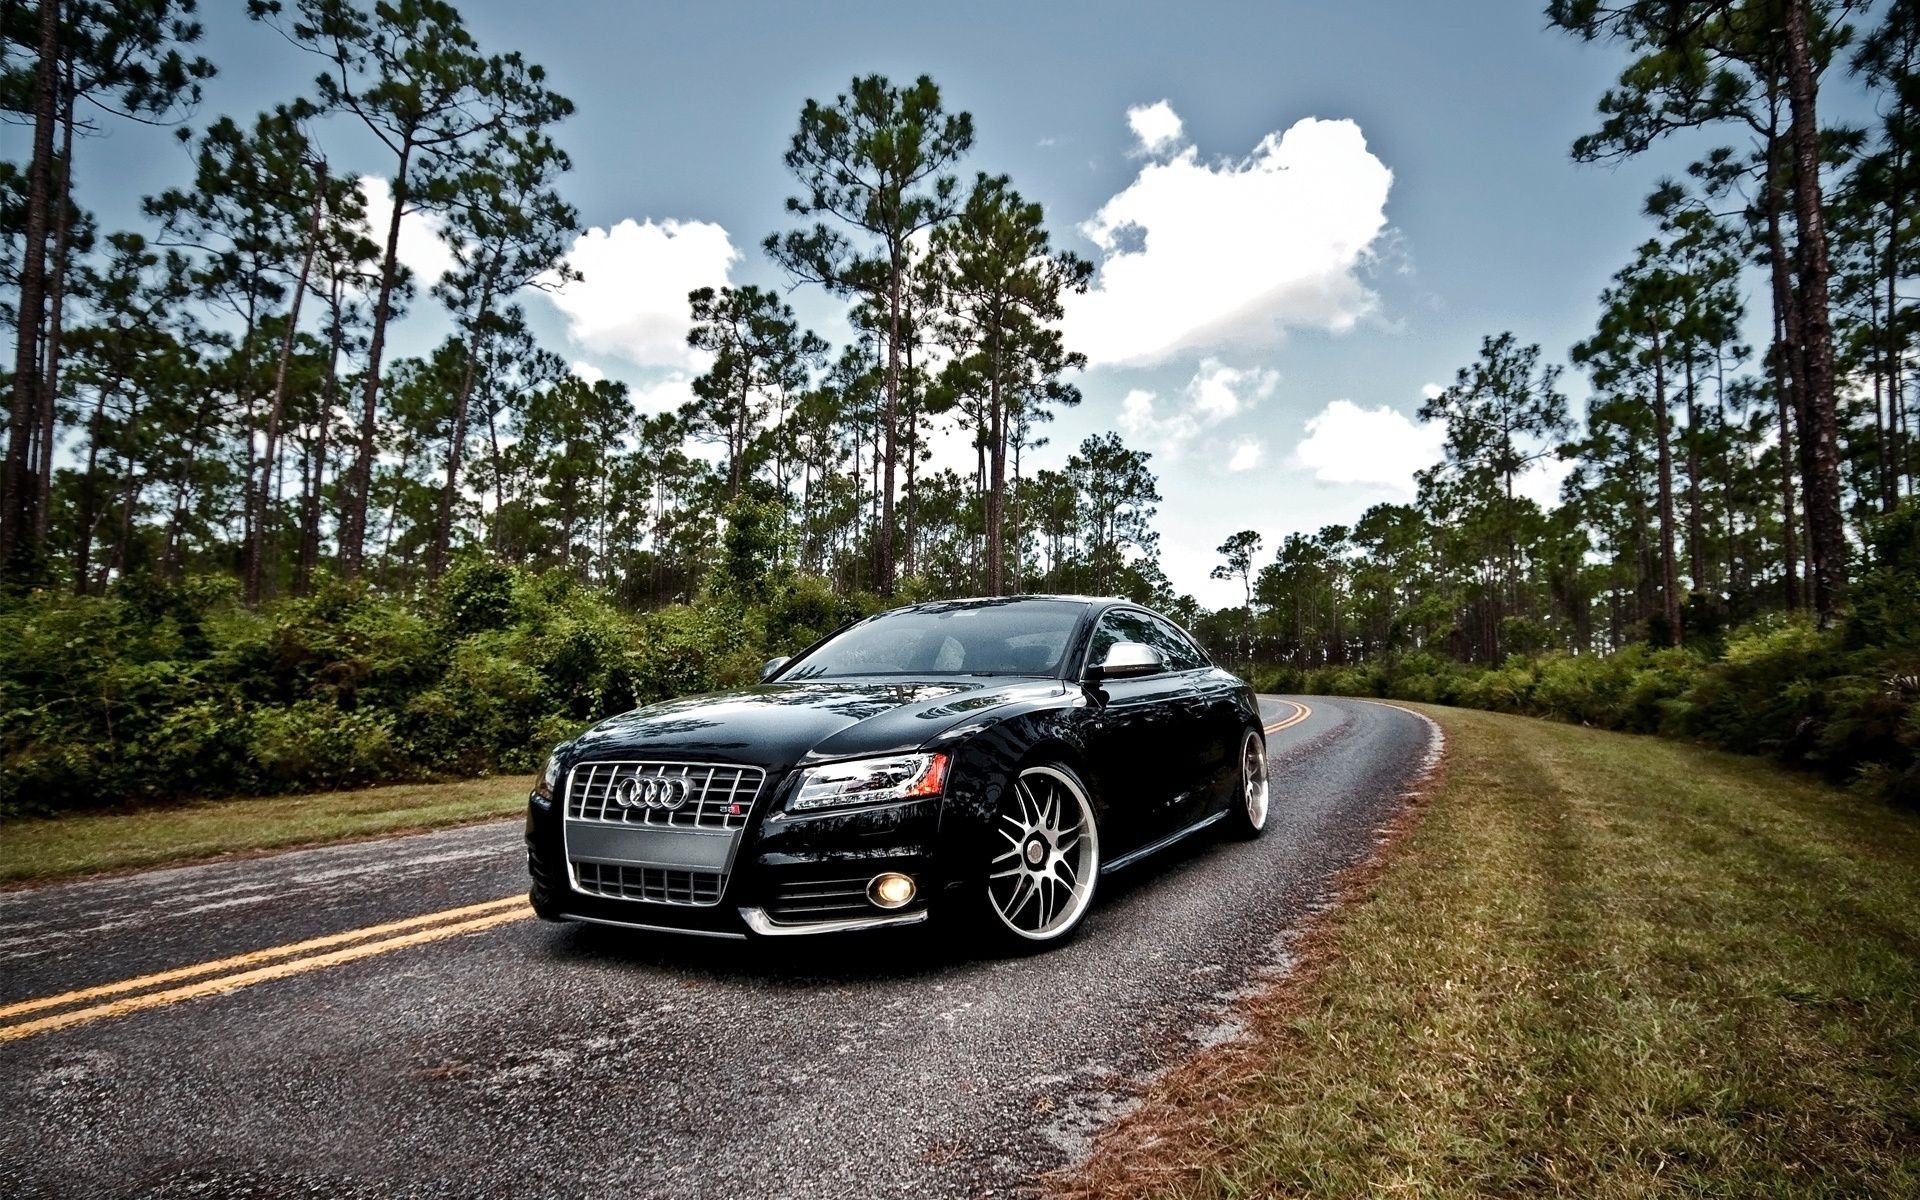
[
  {"x1": 789, "y1": 752, "x2": 949, "y2": 813},
  {"x1": 531, "y1": 749, "x2": 565, "y2": 807}
]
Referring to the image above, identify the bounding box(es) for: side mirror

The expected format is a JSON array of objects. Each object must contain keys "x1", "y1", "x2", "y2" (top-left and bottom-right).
[
  {"x1": 1086, "y1": 641, "x2": 1165, "y2": 682},
  {"x1": 759, "y1": 655, "x2": 792, "y2": 682}
]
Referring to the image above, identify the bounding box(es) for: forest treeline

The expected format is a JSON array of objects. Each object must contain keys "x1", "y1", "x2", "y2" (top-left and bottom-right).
[
  {"x1": 0, "y1": 0, "x2": 1170, "y2": 610},
  {"x1": 3, "y1": 1, "x2": 1919, "y2": 811},
  {"x1": 1182, "y1": 0, "x2": 1920, "y2": 800}
]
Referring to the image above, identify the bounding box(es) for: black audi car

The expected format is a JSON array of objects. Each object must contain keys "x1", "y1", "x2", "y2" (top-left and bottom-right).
[{"x1": 526, "y1": 595, "x2": 1270, "y2": 948}]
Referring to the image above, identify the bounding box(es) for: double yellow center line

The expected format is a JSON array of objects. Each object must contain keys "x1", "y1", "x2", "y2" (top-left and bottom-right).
[
  {"x1": 0, "y1": 894, "x2": 529, "y2": 1044},
  {"x1": 1264, "y1": 699, "x2": 1312, "y2": 735}
]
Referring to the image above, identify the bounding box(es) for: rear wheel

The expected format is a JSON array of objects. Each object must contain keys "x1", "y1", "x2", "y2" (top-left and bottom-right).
[
  {"x1": 979, "y1": 762, "x2": 1101, "y2": 950},
  {"x1": 1223, "y1": 729, "x2": 1269, "y2": 840}
]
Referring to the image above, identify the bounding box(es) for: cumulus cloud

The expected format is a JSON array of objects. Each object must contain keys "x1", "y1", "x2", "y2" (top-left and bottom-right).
[
  {"x1": 1117, "y1": 359, "x2": 1278, "y2": 459},
  {"x1": 1189, "y1": 359, "x2": 1276, "y2": 421},
  {"x1": 1126, "y1": 100, "x2": 1184, "y2": 156},
  {"x1": 1227, "y1": 439, "x2": 1263, "y2": 473},
  {"x1": 1515, "y1": 454, "x2": 1575, "y2": 509},
  {"x1": 358, "y1": 176, "x2": 458, "y2": 288},
  {"x1": 1294, "y1": 399, "x2": 1444, "y2": 495},
  {"x1": 630, "y1": 372, "x2": 698, "y2": 417},
  {"x1": 545, "y1": 217, "x2": 739, "y2": 370},
  {"x1": 1065, "y1": 111, "x2": 1393, "y2": 367}
]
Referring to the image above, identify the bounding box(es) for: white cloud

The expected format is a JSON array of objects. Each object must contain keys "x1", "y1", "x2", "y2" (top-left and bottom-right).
[
  {"x1": 1126, "y1": 100, "x2": 1184, "y2": 157},
  {"x1": 545, "y1": 217, "x2": 739, "y2": 370},
  {"x1": 1293, "y1": 399, "x2": 1443, "y2": 495},
  {"x1": 1227, "y1": 440, "x2": 1263, "y2": 472},
  {"x1": 1116, "y1": 360, "x2": 1278, "y2": 459},
  {"x1": 570, "y1": 360, "x2": 606, "y2": 385},
  {"x1": 630, "y1": 372, "x2": 697, "y2": 417},
  {"x1": 357, "y1": 176, "x2": 457, "y2": 288},
  {"x1": 1189, "y1": 359, "x2": 1276, "y2": 421},
  {"x1": 1515, "y1": 454, "x2": 1575, "y2": 509},
  {"x1": 1066, "y1": 113, "x2": 1394, "y2": 367}
]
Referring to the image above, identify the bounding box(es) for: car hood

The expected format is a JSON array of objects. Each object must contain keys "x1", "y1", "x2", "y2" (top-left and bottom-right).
[{"x1": 568, "y1": 677, "x2": 1068, "y2": 768}]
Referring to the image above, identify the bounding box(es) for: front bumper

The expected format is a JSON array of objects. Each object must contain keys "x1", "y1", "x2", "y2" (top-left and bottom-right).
[{"x1": 527, "y1": 776, "x2": 953, "y2": 938}]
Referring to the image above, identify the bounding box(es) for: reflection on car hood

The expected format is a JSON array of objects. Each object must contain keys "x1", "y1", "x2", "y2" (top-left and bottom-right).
[{"x1": 570, "y1": 677, "x2": 1069, "y2": 767}]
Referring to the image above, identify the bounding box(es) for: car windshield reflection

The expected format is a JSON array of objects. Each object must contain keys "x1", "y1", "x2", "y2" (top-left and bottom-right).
[{"x1": 778, "y1": 599, "x2": 1084, "y2": 681}]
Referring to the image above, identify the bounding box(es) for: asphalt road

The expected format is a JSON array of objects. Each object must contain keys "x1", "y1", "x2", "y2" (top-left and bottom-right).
[{"x1": 0, "y1": 695, "x2": 1439, "y2": 1199}]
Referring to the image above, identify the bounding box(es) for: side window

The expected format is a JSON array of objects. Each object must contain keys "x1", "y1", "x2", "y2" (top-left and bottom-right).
[
  {"x1": 1085, "y1": 610, "x2": 1156, "y2": 669},
  {"x1": 1143, "y1": 614, "x2": 1206, "y2": 670},
  {"x1": 1085, "y1": 609, "x2": 1203, "y2": 672}
]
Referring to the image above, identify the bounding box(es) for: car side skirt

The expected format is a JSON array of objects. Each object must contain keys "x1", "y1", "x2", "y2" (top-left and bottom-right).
[{"x1": 1100, "y1": 809, "x2": 1229, "y2": 874}]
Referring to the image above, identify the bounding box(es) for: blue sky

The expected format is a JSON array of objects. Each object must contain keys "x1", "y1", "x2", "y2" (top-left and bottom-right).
[{"x1": 29, "y1": 0, "x2": 1815, "y2": 604}]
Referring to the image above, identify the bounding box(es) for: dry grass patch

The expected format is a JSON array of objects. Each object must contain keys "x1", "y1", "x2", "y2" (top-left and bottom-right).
[
  {"x1": 1053, "y1": 705, "x2": 1920, "y2": 1199},
  {"x1": 0, "y1": 775, "x2": 533, "y2": 886}
]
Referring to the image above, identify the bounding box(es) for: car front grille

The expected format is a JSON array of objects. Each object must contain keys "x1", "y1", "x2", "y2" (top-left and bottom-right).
[
  {"x1": 571, "y1": 861, "x2": 725, "y2": 907},
  {"x1": 565, "y1": 760, "x2": 763, "y2": 830},
  {"x1": 763, "y1": 875, "x2": 885, "y2": 924}
]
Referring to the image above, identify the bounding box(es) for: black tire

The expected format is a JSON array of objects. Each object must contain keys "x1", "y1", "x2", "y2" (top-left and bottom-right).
[
  {"x1": 973, "y1": 760, "x2": 1102, "y2": 953},
  {"x1": 1223, "y1": 728, "x2": 1270, "y2": 840}
]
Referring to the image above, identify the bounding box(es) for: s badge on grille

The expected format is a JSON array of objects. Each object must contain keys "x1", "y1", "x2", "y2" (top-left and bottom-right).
[{"x1": 614, "y1": 775, "x2": 691, "y2": 811}]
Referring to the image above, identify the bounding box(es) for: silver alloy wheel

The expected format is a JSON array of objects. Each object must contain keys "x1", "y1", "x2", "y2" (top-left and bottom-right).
[
  {"x1": 1242, "y1": 731, "x2": 1270, "y2": 830},
  {"x1": 987, "y1": 765, "x2": 1100, "y2": 941}
]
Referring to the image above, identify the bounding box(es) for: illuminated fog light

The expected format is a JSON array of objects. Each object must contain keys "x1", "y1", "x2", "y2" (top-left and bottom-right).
[{"x1": 867, "y1": 873, "x2": 917, "y2": 909}]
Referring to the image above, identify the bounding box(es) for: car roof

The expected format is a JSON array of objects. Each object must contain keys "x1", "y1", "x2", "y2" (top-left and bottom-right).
[{"x1": 897, "y1": 594, "x2": 1117, "y2": 611}]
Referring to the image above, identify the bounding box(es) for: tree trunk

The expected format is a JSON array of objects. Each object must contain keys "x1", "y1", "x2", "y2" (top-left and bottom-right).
[
  {"x1": 1651, "y1": 317, "x2": 1682, "y2": 646},
  {"x1": 251, "y1": 168, "x2": 326, "y2": 604},
  {"x1": 879, "y1": 246, "x2": 901, "y2": 594},
  {"x1": 1764, "y1": 123, "x2": 1804, "y2": 612},
  {"x1": 297, "y1": 277, "x2": 344, "y2": 596},
  {"x1": 343, "y1": 144, "x2": 412, "y2": 577},
  {"x1": 2, "y1": 0, "x2": 60, "y2": 578},
  {"x1": 431, "y1": 275, "x2": 494, "y2": 582},
  {"x1": 1885, "y1": 130, "x2": 1905, "y2": 513},
  {"x1": 1683, "y1": 351, "x2": 1705, "y2": 591},
  {"x1": 33, "y1": 54, "x2": 77, "y2": 551},
  {"x1": 71, "y1": 369, "x2": 122, "y2": 594},
  {"x1": 1783, "y1": 0, "x2": 1847, "y2": 624},
  {"x1": 110, "y1": 393, "x2": 143, "y2": 585},
  {"x1": 985, "y1": 327, "x2": 1006, "y2": 595}
]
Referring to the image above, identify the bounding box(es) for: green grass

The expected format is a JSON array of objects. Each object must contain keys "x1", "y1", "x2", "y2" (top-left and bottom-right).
[
  {"x1": 0, "y1": 775, "x2": 533, "y2": 886},
  {"x1": 1079, "y1": 705, "x2": 1920, "y2": 1199}
]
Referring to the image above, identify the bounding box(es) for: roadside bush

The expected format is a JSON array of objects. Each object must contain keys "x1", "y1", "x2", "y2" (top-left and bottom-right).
[{"x1": 0, "y1": 563, "x2": 869, "y2": 817}]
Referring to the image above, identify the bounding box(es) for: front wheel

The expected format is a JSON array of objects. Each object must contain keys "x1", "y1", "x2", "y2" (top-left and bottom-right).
[
  {"x1": 977, "y1": 762, "x2": 1101, "y2": 950},
  {"x1": 1223, "y1": 729, "x2": 1270, "y2": 840}
]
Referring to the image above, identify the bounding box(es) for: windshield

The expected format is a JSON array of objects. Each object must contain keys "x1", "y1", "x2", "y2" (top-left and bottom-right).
[{"x1": 779, "y1": 600, "x2": 1086, "y2": 680}]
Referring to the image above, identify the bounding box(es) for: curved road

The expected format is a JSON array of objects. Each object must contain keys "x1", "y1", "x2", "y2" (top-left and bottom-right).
[{"x1": 0, "y1": 696, "x2": 1437, "y2": 1199}]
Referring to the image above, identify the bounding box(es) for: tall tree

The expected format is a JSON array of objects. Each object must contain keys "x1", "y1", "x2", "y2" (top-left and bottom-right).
[
  {"x1": 680, "y1": 285, "x2": 826, "y2": 505},
  {"x1": 1067, "y1": 432, "x2": 1160, "y2": 595},
  {"x1": 1550, "y1": 0, "x2": 1853, "y2": 621},
  {"x1": 1420, "y1": 333, "x2": 1572, "y2": 655},
  {"x1": 1, "y1": 0, "x2": 214, "y2": 581},
  {"x1": 1576, "y1": 249, "x2": 1691, "y2": 644},
  {"x1": 924, "y1": 173, "x2": 1090, "y2": 594},
  {"x1": 765, "y1": 73, "x2": 973, "y2": 595},
  {"x1": 425, "y1": 125, "x2": 578, "y2": 580},
  {"x1": 146, "y1": 103, "x2": 344, "y2": 602},
  {"x1": 1210, "y1": 528, "x2": 1262, "y2": 667},
  {"x1": 260, "y1": 0, "x2": 572, "y2": 577}
]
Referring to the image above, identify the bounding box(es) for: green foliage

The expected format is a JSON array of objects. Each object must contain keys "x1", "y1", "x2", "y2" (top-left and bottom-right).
[
  {"x1": 0, "y1": 564, "x2": 866, "y2": 817},
  {"x1": 1297, "y1": 618, "x2": 1918, "y2": 805}
]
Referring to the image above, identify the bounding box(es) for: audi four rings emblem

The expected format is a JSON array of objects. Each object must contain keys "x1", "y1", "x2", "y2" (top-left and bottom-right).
[{"x1": 614, "y1": 775, "x2": 692, "y2": 811}]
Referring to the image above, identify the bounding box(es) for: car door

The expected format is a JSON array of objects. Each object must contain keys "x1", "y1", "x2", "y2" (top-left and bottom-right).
[
  {"x1": 1076, "y1": 607, "x2": 1207, "y2": 851},
  {"x1": 1136, "y1": 611, "x2": 1243, "y2": 826}
]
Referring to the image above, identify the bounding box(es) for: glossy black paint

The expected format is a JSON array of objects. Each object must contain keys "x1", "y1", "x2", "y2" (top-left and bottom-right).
[{"x1": 526, "y1": 596, "x2": 1264, "y2": 936}]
